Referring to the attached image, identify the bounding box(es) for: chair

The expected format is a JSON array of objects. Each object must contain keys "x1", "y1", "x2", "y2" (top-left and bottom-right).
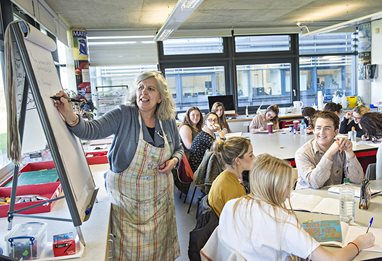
[
  {"x1": 188, "y1": 151, "x2": 223, "y2": 214},
  {"x1": 175, "y1": 154, "x2": 194, "y2": 203},
  {"x1": 365, "y1": 163, "x2": 376, "y2": 180},
  {"x1": 188, "y1": 196, "x2": 219, "y2": 261}
]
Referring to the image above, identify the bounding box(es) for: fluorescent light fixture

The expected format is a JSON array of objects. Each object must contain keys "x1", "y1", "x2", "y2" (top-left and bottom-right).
[
  {"x1": 87, "y1": 35, "x2": 153, "y2": 40},
  {"x1": 302, "y1": 11, "x2": 382, "y2": 36},
  {"x1": 154, "y1": 0, "x2": 205, "y2": 41},
  {"x1": 88, "y1": 41, "x2": 137, "y2": 46}
]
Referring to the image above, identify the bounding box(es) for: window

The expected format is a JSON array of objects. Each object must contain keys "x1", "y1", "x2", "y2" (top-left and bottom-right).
[
  {"x1": 165, "y1": 66, "x2": 226, "y2": 111},
  {"x1": 235, "y1": 35, "x2": 291, "y2": 52},
  {"x1": 57, "y1": 40, "x2": 70, "y2": 90},
  {"x1": 299, "y1": 33, "x2": 353, "y2": 55},
  {"x1": 299, "y1": 32, "x2": 357, "y2": 107},
  {"x1": 90, "y1": 65, "x2": 158, "y2": 88},
  {"x1": 299, "y1": 55, "x2": 356, "y2": 107},
  {"x1": 162, "y1": 37, "x2": 223, "y2": 55},
  {"x1": 90, "y1": 65, "x2": 158, "y2": 113},
  {"x1": 236, "y1": 63, "x2": 292, "y2": 107}
]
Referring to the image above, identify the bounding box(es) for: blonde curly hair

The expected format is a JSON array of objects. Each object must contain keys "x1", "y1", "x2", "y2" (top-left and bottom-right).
[{"x1": 129, "y1": 71, "x2": 176, "y2": 120}]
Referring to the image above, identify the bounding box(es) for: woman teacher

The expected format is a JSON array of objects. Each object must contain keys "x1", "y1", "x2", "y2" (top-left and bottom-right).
[{"x1": 53, "y1": 71, "x2": 183, "y2": 260}]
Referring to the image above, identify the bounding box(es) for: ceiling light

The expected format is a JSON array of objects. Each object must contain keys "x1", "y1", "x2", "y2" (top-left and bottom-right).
[
  {"x1": 87, "y1": 36, "x2": 153, "y2": 40},
  {"x1": 88, "y1": 41, "x2": 137, "y2": 46},
  {"x1": 302, "y1": 11, "x2": 382, "y2": 36},
  {"x1": 154, "y1": 0, "x2": 205, "y2": 41}
]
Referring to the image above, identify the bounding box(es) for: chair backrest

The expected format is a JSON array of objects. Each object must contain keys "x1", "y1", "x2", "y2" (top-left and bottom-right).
[{"x1": 178, "y1": 153, "x2": 194, "y2": 183}]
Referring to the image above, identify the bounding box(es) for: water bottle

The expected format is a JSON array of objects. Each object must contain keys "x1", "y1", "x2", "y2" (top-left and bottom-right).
[
  {"x1": 300, "y1": 120, "x2": 307, "y2": 135},
  {"x1": 339, "y1": 178, "x2": 355, "y2": 223}
]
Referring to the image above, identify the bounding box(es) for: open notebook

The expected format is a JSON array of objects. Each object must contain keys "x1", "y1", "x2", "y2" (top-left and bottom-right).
[
  {"x1": 289, "y1": 193, "x2": 339, "y2": 215},
  {"x1": 302, "y1": 220, "x2": 382, "y2": 252},
  {"x1": 328, "y1": 184, "x2": 382, "y2": 198}
]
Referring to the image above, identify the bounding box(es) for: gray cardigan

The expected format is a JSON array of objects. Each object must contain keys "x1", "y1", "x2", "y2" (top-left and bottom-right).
[{"x1": 69, "y1": 105, "x2": 183, "y2": 173}]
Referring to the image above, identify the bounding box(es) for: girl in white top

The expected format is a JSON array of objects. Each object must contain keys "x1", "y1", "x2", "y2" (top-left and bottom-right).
[{"x1": 218, "y1": 154, "x2": 375, "y2": 261}]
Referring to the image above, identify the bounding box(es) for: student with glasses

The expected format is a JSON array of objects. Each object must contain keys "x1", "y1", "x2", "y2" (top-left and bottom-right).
[
  {"x1": 339, "y1": 105, "x2": 370, "y2": 138},
  {"x1": 189, "y1": 112, "x2": 225, "y2": 172},
  {"x1": 295, "y1": 111, "x2": 364, "y2": 189}
]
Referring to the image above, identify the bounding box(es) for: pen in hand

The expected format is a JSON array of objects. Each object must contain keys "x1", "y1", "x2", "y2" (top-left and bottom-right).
[
  {"x1": 50, "y1": 96, "x2": 82, "y2": 103},
  {"x1": 366, "y1": 217, "x2": 374, "y2": 233}
]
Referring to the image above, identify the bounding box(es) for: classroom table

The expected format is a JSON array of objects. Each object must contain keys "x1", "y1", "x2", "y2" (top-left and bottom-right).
[
  {"x1": 293, "y1": 180, "x2": 382, "y2": 260},
  {"x1": 227, "y1": 112, "x2": 303, "y2": 132},
  {"x1": 243, "y1": 131, "x2": 378, "y2": 169},
  {"x1": 0, "y1": 164, "x2": 111, "y2": 260}
]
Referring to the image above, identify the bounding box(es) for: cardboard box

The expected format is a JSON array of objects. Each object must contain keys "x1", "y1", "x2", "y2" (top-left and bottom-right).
[{"x1": 53, "y1": 232, "x2": 78, "y2": 257}]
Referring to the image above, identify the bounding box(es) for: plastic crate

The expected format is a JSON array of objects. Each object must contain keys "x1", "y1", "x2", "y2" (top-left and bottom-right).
[{"x1": 0, "y1": 182, "x2": 62, "y2": 217}]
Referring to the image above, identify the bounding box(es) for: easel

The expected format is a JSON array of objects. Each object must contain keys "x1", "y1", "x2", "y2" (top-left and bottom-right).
[{"x1": 6, "y1": 21, "x2": 98, "y2": 246}]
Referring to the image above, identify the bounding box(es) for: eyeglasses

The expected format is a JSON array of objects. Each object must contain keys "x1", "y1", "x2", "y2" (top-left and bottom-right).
[{"x1": 207, "y1": 118, "x2": 218, "y2": 123}]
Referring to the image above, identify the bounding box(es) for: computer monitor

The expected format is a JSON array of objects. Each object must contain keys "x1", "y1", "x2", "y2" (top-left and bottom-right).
[{"x1": 208, "y1": 95, "x2": 236, "y2": 115}]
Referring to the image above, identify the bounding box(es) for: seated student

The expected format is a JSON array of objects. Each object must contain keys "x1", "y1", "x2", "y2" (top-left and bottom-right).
[
  {"x1": 211, "y1": 102, "x2": 231, "y2": 133},
  {"x1": 301, "y1": 106, "x2": 316, "y2": 134},
  {"x1": 249, "y1": 104, "x2": 279, "y2": 133},
  {"x1": 188, "y1": 137, "x2": 254, "y2": 261},
  {"x1": 211, "y1": 154, "x2": 374, "y2": 261},
  {"x1": 295, "y1": 111, "x2": 364, "y2": 189},
  {"x1": 339, "y1": 105, "x2": 369, "y2": 138},
  {"x1": 179, "y1": 107, "x2": 203, "y2": 156},
  {"x1": 208, "y1": 137, "x2": 254, "y2": 217},
  {"x1": 189, "y1": 112, "x2": 224, "y2": 172},
  {"x1": 323, "y1": 102, "x2": 342, "y2": 116},
  {"x1": 359, "y1": 112, "x2": 382, "y2": 180}
]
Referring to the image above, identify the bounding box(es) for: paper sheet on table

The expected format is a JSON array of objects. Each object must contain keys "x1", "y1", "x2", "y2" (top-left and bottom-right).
[
  {"x1": 225, "y1": 132, "x2": 242, "y2": 138},
  {"x1": 328, "y1": 185, "x2": 382, "y2": 198},
  {"x1": 289, "y1": 193, "x2": 339, "y2": 215}
]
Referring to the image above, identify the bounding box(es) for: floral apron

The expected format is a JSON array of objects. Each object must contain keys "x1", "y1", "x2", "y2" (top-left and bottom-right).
[{"x1": 106, "y1": 117, "x2": 179, "y2": 260}]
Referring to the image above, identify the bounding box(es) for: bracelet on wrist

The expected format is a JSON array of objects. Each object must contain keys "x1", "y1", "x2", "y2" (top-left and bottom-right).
[{"x1": 347, "y1": 241, "x2": 360, "y2": 256}]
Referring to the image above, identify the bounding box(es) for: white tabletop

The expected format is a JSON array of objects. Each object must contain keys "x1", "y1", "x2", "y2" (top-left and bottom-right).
[
  {"x1": 244, "y1": 131, "x2": 378, "y2": 160},
  {"x1": 294, "y1": 180, "x2": 382, "y2": 260},
  {"x1": 0, "y1": 164, "x2": 111, "y2": 260}
]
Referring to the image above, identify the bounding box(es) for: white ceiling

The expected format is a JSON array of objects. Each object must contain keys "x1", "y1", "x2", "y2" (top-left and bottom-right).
[{"x1": 44, "y1": 0, "x2": 382, "y2": 37}]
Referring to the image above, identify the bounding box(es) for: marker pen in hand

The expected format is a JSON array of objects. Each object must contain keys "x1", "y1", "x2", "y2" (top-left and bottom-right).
[
  {"x1": 50, "y1": 96, "x2": 82, "y2": 103},
  {"x1": 366, "y1": 217, "x2": 374, "y2": 233}
]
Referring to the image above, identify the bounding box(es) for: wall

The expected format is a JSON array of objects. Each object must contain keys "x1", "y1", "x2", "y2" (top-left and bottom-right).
[{"x1": 371, "y1": 19, "x2": 382, "y2": 104}]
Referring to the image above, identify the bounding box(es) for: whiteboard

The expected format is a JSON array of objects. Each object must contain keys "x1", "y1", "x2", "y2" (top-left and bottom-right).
[{"x1": 12, "y1": 21, "x2": 97, "y2": 225}]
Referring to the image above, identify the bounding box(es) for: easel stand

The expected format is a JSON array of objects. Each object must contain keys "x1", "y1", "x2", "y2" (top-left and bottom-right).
[{"x1": 6, "y1": 21, "x2": 98, "y2": 247}]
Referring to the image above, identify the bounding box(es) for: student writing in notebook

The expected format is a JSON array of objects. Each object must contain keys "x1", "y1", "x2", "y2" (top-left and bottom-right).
[
  {"x1": 249, "y1": 104, "x2": 280, "y2": 133},
  {"x1": 207, "y1": 154, "x2": 374, "y2": 261},
  {"x1": 295, "y1": 111, "x2": 364, "y2": 189}
]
